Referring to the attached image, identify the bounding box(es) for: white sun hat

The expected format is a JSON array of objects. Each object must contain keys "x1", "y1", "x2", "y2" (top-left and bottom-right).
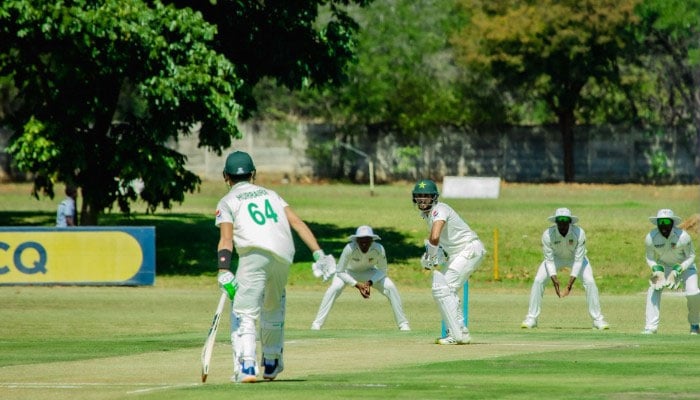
[
  {"x1": 348, "y1": 225, "x2": 381, "y2": 241},
  {"x1": 648, "y1": 209, "x2": 682, "y2": 225},
  {"x1": 547, "y1": 207, "x2": 579, "y2": 224}
]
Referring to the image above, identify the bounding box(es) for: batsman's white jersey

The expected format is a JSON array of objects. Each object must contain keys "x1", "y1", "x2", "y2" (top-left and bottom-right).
[
  {"x1": 215, "y1": 182, "x2": 295, "y2": 263},
  {"x1": 311, "y1": 241, "x2": 409, "y2": 329},
  {"x1": 423, "y1": 202, "x2": 481, "y2": 259},
  {"x1": 644, "y1": 227, "x2": 699, "y2": 332}
]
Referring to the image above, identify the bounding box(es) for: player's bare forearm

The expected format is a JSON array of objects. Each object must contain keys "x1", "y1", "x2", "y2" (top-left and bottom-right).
[
  {"x1": 285, "y1": 207, "x2": 321, "y2": 253},
  {"x1": 550, "y1": 275, "x2": 562, "y2": 298},
  {"x1": 562, "y1": 276, "x2": 576, "y2": 297},
  {"x1": 218, "y1": 222, "x2": 234, "y2": 252}
]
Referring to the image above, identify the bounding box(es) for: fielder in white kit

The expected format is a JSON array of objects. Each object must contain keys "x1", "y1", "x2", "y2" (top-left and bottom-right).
[
  {"x1": 310, "y1": 225, "x2": 411, "y2": 331},
  {"x1": 412, "y1": 179, "x2": 486, "y2": 345},
  {"x1": 643, "y1": 209, "x2": 699, "y2": 335},
  {"x1": 521, "y1": 208, "x2": 609, "y2": 330},
  {"x1": 215, "y1": 151, "x2": 336, "y2": 383}
]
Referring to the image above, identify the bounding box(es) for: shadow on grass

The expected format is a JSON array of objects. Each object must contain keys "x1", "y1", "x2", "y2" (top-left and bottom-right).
[{"x1": 0, "y1": 211, "x2": 422, "y2": 276}]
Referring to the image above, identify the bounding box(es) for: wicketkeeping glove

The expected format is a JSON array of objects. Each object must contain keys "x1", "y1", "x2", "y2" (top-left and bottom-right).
[
  {"x1": 218, "y1": 270, "x2": 238, "y2": 300},
  {"x1": 649, "y1": 265, "x2": 665, "y2": 291},
  {"x1": 665, "y1": 264, "x2": 683, "y2": 290}
]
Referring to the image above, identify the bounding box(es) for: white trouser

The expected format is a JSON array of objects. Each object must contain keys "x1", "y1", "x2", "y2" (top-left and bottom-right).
[
  {"x1": 230, "y1": 250, "x2": 289, "y2": 372},
  {"x1": 524, "y1": 257, "x2": 605, "y2": 323},
  {"x1": 433, "y1": 240, "x2": 485, "y2": 337},
  {"x1": 312, "y1": 270, "x2": 409, "y2": 328},
  {"x1": 645, "y1": 266, "x2": 700, "y2": 330}
]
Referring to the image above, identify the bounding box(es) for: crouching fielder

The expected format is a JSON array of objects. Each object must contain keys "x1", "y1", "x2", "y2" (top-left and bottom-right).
[
  {"x1": 311, "y1": 225, "x2": 410, "y2": 331},
  {"x1": 412, "y1": 179, "x2": 486, "y2": 345},
  {"x1": 521, "y1": 208, "x2": 608, "y2": 330},
  {"x1": 644, "y1": 209, "x2": 699, "y2": 335}
]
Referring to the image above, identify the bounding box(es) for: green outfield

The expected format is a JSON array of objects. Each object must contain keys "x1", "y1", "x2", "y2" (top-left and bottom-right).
[
  {"x1": 1, "y1": 284, "x2": 700, "y2": 400},
  {"x1": 0, "y1": 181, "x2": 698, "y2": 399}
]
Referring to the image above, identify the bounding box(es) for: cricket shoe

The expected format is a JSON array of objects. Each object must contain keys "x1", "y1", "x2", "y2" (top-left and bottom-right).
[
  {"x1": 262, "y1": 357, "x2": 284, "y2": 381},
  {"x1": 310, "y1": 322, "x2": 321, "y2": 331},
  {"x1": 690, "y1": 324, "x2": 699, "y2": 335},
  {"x1": 461, "y1": 327, "x2": 472, "y2": 344},
  {"x1": 233, "y1": 360, "x2": 257, "y2": 383},
  {"x1": 520, "y1": 318, "x2": 537, "y2": 329},
  {"x1": 593, "y1": 319, "x2": 610, "y2": 330},
  {"x1": 642, "y1": 328, "x2": 657, "y2": 335},
  {"x1": 399, "y1": 322, "x2": 411, "y2": 331},
  {"x1": 435, "y1": 334, "x2": 469, "y2": 345}
]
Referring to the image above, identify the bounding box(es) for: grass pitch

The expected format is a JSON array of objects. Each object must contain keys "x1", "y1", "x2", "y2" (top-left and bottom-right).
[
  {"x1": 1, "y1": 283, "x2": 700, "y2": 400},
  {"x1": 0, "y1": 181, "x2": 698, "y2": 399}
]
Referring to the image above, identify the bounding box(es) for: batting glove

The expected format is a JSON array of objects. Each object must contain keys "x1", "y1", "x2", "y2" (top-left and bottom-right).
[
  {"x1": 420, "y1": 252, "x2": 436, "y2": 270},
  {"x1": 649, "y1": 265, "x2": 665, "y2": 291},
  {"x1": 312, "y1": 250, "x2": 336, "y2": 282},
  {"x1": 218, "y1": 270, "x2": 238, "y2": 300},
  {"x1": 665, "y1": 264, "x2": 683, "y2": 290},
  {"x1": 421, "y1": 240, "x2": 446, "y2": 269}
]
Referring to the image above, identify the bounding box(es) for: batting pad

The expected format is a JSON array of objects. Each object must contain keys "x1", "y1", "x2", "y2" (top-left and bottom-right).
[{"x1": 442, "y1": 176, "x2": 500, "y2": 199}]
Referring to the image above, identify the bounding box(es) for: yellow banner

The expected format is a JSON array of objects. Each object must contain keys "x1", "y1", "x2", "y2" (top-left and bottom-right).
[{"x1": 0, "y1": 228, "x2": 155, "y2": 285}]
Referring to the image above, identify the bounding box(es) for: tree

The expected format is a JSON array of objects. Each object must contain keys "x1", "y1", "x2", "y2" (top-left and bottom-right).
[
  {"x1": 0, "y1": 0, "x2": 240, "y2": 224},
  {"x1": 634, "y1": 0, "x2": 700, "y2": 182},
  {"x1": 452, "y1": 0, "x2": 640, "y2": 182},
  {"x1": 169, "y1": 0, "x2": 372, "y2": 118},
  {"x1": 0, "y1": 0, "x2": 368, "y2": 224}
]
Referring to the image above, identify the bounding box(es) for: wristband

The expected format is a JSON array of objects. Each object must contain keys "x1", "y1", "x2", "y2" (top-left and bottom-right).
[
  {"x1": 313, "y1": 249, "x2": 325, "y2": 262},
  {"x1": 426, "y1": 242, "x2": 439, "y2": 257},
  {"x1": 672, "y1": 264, "x2": 682, "y2": 274},
  {"x1": 651, "y1": 265, "x2": 664, "y2": 273},
  {"x1": 218, "y1": 249, "x2": 232, "y2": 270}
]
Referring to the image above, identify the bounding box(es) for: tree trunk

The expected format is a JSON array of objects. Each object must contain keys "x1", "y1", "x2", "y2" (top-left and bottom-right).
[
  {"x1": 79, "y1": 186, "x2": 100, "y2": 225},
  {"x1": 694, "y1": 88, "x2": 700, "y2": 183},
  {"x1": 558, "y1": 109, "x2": 576, "y2": 182}
]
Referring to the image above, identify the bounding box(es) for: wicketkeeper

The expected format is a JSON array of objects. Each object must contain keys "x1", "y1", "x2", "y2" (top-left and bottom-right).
[
  {"x1": 521, "y1": 208, "x2": 609, "y2": 330},
  {"x1": 643, "y1": 209, "x2": 699, "y2": 335},
  {"x1": 215, "y1": 151, "x2": 335, "y2": 383},
  {"x1": 413, "y1": 179, "x2": 486, "y2": 345},
  {"x1": 310, "y1": 225, "x2": 411, "y2": 331}
]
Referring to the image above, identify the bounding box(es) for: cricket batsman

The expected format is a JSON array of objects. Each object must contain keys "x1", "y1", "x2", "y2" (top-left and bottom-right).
[
  {"x1": 215, "y1": 151, "x2": 335, "y2": 383},
  {"x1": 412, "y1": 179, "x2": 486, "y2": 345}
]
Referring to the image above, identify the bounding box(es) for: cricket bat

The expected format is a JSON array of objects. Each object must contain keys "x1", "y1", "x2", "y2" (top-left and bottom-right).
[{"x1": 201, "y1": 292, "x2": 228, "y2": 383}]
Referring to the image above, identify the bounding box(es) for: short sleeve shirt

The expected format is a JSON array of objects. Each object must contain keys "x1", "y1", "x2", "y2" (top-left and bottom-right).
[
  {"x1": 215, "y1": 182, "x2": 295, "y2": 263},
  {"x1": 423, "y1": 202, "x2": 480, "y2": 256},
  {"x1": 56, "y1": 197, "x2": 75, "y2": 227}
]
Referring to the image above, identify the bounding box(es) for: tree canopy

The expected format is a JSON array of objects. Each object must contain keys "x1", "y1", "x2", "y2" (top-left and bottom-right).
[
  {"x1": 634, "y1": 0, "x2": 700, "y2": 178},
  {"x1": 0, "y1": 0, "x2": 369, "y2": 224},
  {"x1": 451, "y1": 0, "x2": 640, "y2": 182}
]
